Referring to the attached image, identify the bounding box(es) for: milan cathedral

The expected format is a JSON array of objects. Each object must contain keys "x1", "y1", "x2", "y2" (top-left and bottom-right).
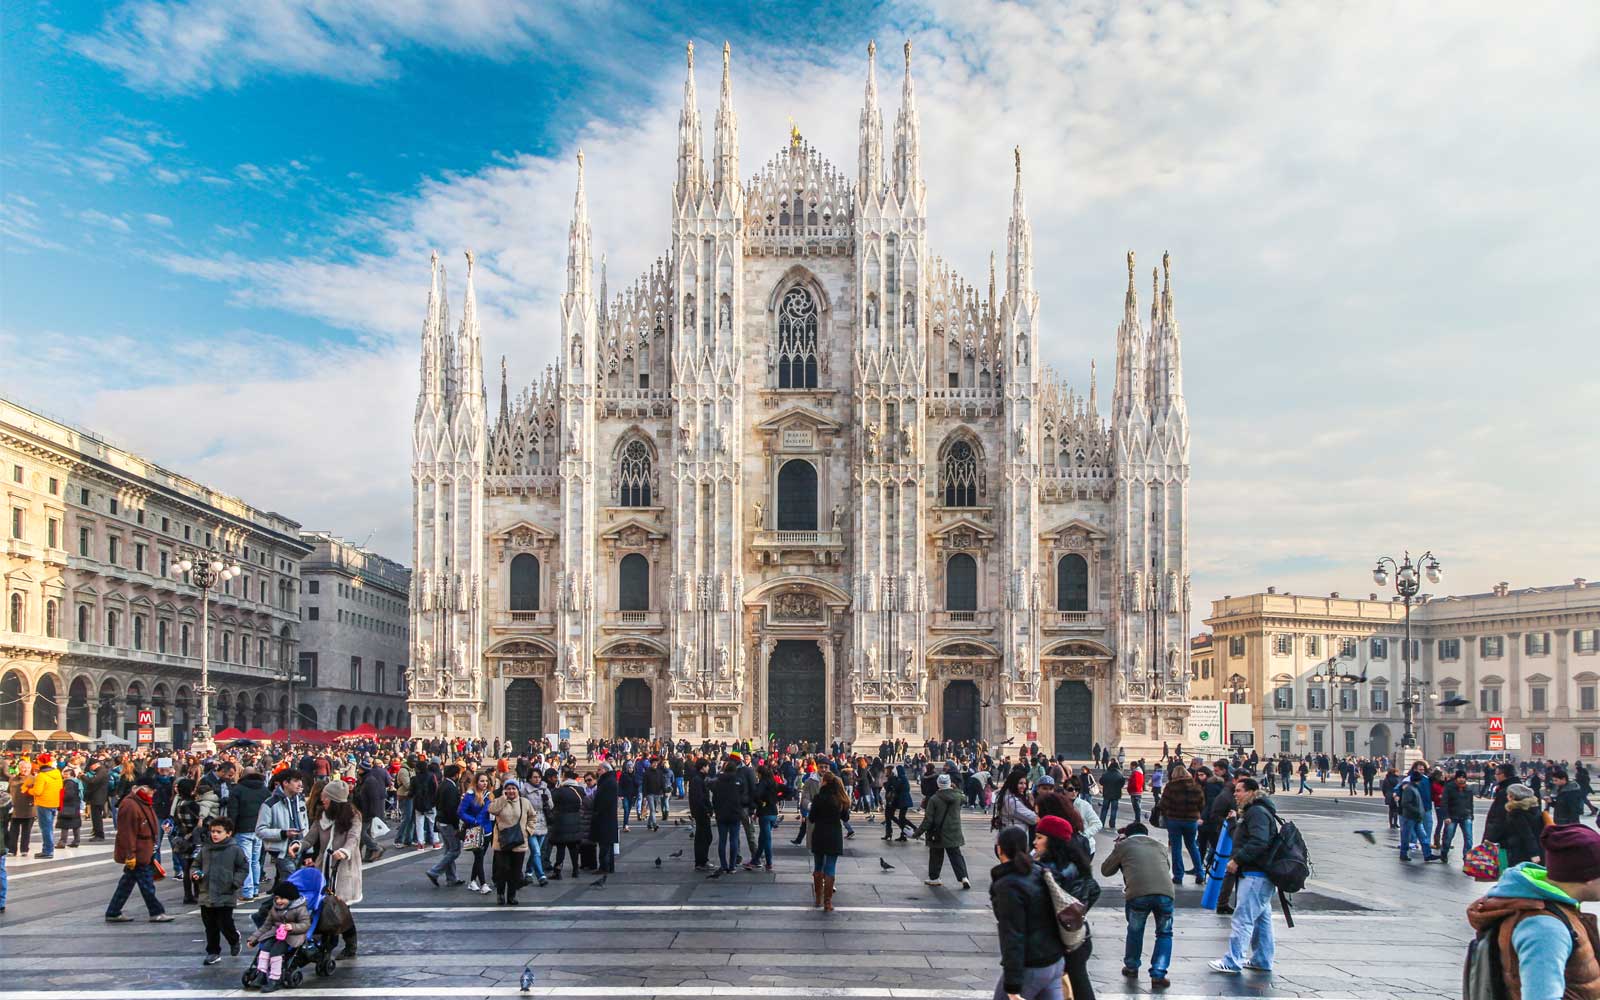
[{"x1": 408, "y1": 41, "x2": 1193, "y2": 755}]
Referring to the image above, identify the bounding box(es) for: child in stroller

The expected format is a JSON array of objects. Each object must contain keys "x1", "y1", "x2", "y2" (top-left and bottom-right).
[{"x1": 242, "y1": 866, "x2": 340, "y2": 990}]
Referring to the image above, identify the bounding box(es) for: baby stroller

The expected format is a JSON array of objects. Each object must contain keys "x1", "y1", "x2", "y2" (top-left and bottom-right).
[{"x1": 241, "y1": 865, "x2": 341, "y2": 989}]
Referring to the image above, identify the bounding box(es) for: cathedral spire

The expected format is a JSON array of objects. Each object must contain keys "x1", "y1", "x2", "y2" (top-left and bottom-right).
[
  {"x1": 598, "y1": 252, "x2": 608, "y2": 326},
  {"x1": 497, "y1": 354, "x2": 509, "y2": 428},
  {"x1": 712, "y1": 41, "x2": 740, "y2": 206},
  {"x1": 1161, "y1": 250, "x2": 1174, "y2": 322},
  {"x1": 1151, "y1": 265, "x2": 1160, "y2": 329},
  {"x1": 675, "y1": 40, "x2": 704, "y2": 206},
  {"x1": 1114, "y1": 250, "x2": 1145, "y2": 419},
  {"x1": 1156, "y1": 251, "x2": 1184, "y2": 407},
  {"x1": 858, "y1": 40, "x2": 884, "y2": 202},
  {"x1": 1006, "y1": 145, "x2": 1034, "y2": 301},
  {"x1": 419, "y1": 250, "x2": 445, "y2": 406},
  {"x1": 891, "y1": 39, "x2": 923, "y2": 207},
  {"x1": 1089, "y1": 358, "x2": 1099, "y2": 415},
  {"x1": 566, "y1": 150, "x2": 592, "y2": 300},
  {"x1": 457, "y1": 249, "x2": 484, "y2": 404}
]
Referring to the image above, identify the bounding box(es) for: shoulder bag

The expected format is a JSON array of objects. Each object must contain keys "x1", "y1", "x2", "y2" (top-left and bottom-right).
[
  {"x1": 498, "y1": 800, "x2": 526, "y2": 850},
  {"x1": 1040, "y1": 867, "x2": 1089, "y2": 952}
]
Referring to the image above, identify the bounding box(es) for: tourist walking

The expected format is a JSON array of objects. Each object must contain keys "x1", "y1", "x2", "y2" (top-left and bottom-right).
[
  {"x1": 1500, "y1": 784, "x2": 1546, "y2": 867},
  {"x1": 807, "y1": 771, "x2": 850, "y2": 911},
  {"x1": 1099, "y1": 761, "x2": 1126, "y2": 829},
  {"x1": 1439, "y1": 770, "x2": 1473, "y2": 863},
  {"x1": 425, "y1": 764, "x2": 465, "y2": 887},
  {"x1": 226, "y1": 766, "x2": 270, "y2": 900},
  {"x1": 7, "y1": 758, "x2": 35, "y2": 856},
  {"x1": 459, "y1": 772, "x2": 496, "y2": 891},
  {"x1": 302, "y1": 779, "x2": 362, "y2": 958},
  {"x1": 712, "y1": 759, "x2": 747, "y2": 874},
  {"x1": 990, "y1": 825, "x2": 1066, "y2": 999},
  {"x1": 1209, "y1": 777, "x2": 1275, "y2": 975},
  {"x1": 1033, "y1": 815, "x2": 1098, "y2": 1000},
  {"x1": 1399, "y1": 772, "x2": 1440, "y2": 862},
  {"x1": 916, "y1": 772, "x2": 969, "y2": 888},
  {"x1": 548, "y1": 769, "x2": 585, "y2": 879},
  {"x1": 1155, "y1": 762, "x2": 1205, "y2": 884},
  {"x1": 487, "y1": 779, "x2": 537, "y2": 905},
  {"x1": 254, "y1": 770, "x2": 306, "y2": 896},
  {"x1": 105, "y1": 774, "x2": 172, "y2": 923},
  {"x1": 1100, "y1": 821, "x2": 1173, "y2": 989},
  {"x1": 192, "y1": 816, "x2": 249, "y2": 964}
]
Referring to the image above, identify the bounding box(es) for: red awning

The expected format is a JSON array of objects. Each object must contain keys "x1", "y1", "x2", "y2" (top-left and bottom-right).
[
  {"x1": 348, "y1": 723, "x2": 379, "y2": 736},
  {"x1": 213, "y1": 727, "x2": 246, "y2": 741},
  {"x1": 267, "y1": 729, "x2": 288, "y2": 742},
  {"x1": 242, "y1": 728, "x2": 271, "y2": 741}
]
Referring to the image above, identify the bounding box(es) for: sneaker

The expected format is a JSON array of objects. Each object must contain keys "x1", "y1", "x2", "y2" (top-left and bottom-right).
[
  {"x1": 104, "y1": 914, "x2": 134, "y2": 923},
  {"x1": 478, "y1": 883, "x2": 493, "y2": 895},
  {"x1": 1242, "y1": 962, "x2": 1273, "y2": 972},
  {"x1": 467, "y1": 879, "x2": 482, "y2": 892},
  {"x1": 846, "y1": 829, "x2": 855, "y2": 839},
  {"x1": 924, "y1": 878, "x2": 943, "y2": 887},
  {"x1": 204, "y1": 954, "x2": 222, "y2": 966},
  {"x1": 149, "y1": 913, "x2": 174, "y2": 923},
  {"x1": 1209, "y1": 959, "x2": 1241, "y2": 975},
  {"x1": 1121, "y1": 967, "x2": 1139, "y2": 978},
  {"x1": 426, "y1": 871, "x2": 440, "y2": 887},
  {"x1": 231, "y1": 939, "x2": 241, "y2": 957},
  {"x1": 959, "y1": 878, "x2": 971, "y2": 890},
  {"x1": 538, "y1": 878, "x2": 548, "y2": 887},
  {"x1": 446, "y1": 879, "x2": 467, "y2": 887},
  {"x1": 32, "y1": 852, "x2": 54, "y2": 859}
]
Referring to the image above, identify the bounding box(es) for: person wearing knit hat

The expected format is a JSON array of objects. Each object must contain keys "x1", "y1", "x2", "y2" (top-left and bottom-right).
[
  {"x1": 320, "y1": 778, "x2": 349, "y2": 804},
  {"x1": 1469, "y1": 822, "x2": 1600, "y2": 1000},
  {"x1": 1499, "y1": 783, "x2": 1547, "y2": 868},
  {"x1": 916, "y1": 767, "x2": 970, "y2": 889}
]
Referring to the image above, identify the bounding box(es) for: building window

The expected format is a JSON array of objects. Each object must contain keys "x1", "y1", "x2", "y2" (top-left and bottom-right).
[
  {"x1": 1340, "y1": 637, "x2": 1358, "y2": 658},
  {"x1": 308, "y1": 580, "x2": 319, "y2": 594},
  {"x1": 133, "y1": 615, "x2": 145, "y2": 650},
  {"x1": 1306, "y1": 635, "x2": 1320, "y2": 657},
  {"x1": 1371, "y1": 688, "x2": 1390, "y2": 712},
  {"x1": 1584, "y1": 686, "x2": 1597, "y2": 712},
  {"x1": 10, "y1": 464, "x2": 20, "y2": 483},
  {"x1": 79, "y1": 487, "x2": 89, "y2": 505},
  {"x1": 1532, "y1": 732, "x2": 1546, "y2": 757},
  {"x1": 775, "y1": 286, "x2": 819, "y2": 389},
  {"x1": 1229, "y1": 636, "x2": 1245, "y2": 658},
  {"x1": 1577, "y1": 630, "x2": 1599, "y2": 654},
  {"x1": 1345, "y1": 728, "x2": 1357, "y2": 754},
  {"x1": 510, "y1": 554, "x2": 541, "y2": 611},
  {"x1": 181, "y1": 623, "x2": 191, "y2": 656},
  {"x1": 105, "y1": 610, "x2": 118, "y2": 646},
  {"x1": 1443, "y1": 731, "x2": 1457, "y2": 756},
  {"x1": 352, "y1": 656, "x2": 362, "y2": 691},
  {"x1": 1055, "y1": 554, "x2": 1088, "y2": 612},
  {"x1": 77, "y1": 604, "x2": 89, "y2": 641},
  {"x1": 307, "y1": 606, "x2": 319, "y2": 621},
  {"x1": 7, "y1": 592, "x2": 20, "y2": 632},
  {"x1": 776, "y1": 459, "x2": 819, "y2": 531},
  {"x1": 300, "y1": 652, "x2": 319, "y2": 687},
  {"x1": 1273, "y1": 685, "x2": 1293, "y2": 711},
  {"x1": 1442, "y1": 687, "x2": 1460, "y2": 713},
  {"x1": 945, "y1": 553, "x2": 978, "y2": 611},
  {"x1": 1439, "y1": 638, "x2": 1460, "y2": 660},
  {"x1": 1278, "y1": 727, "x2": 1291, "y2": 751},
  {"x1": 1584, "y1": 732, "x2": 1596, "y2": 758},
  {"x1": 1312, "y1": 727, "x2": 1324, "y2": 753},
  {"x1": 1481, "y1": 636, "x2": 1505, "y2": 658},
  {"x1": 940, "y1": 439, "x2": 980, "y2": 507},
  {"x1": 108, "y1": 536, "x2": 120, "y2": 564},
  {"x1": 1370, "y1": 637, "x2": 1388, "y2": 659},
  {"x1": 78, "y1": 526, "x2": 90, "y2": 556},
  {"x1": 1526, "y1": 633, "x2": 1551, "y2": 656},
  {"x1": 1480, "y1": 686, "x2": 1502, "y2": 712},
  {"x1": 157, "y1": 619, "x2": 168, "y2": 652},
  {"x1": 1307, "y1": 687, "x2": 1326, "y2": 711},
  {"x1": 376, "y1": 662, "x2": 386, "y2": 693},
  {"x1": 45, "y1": 598, "x2": 57, "y2": 638},
  {"x1": 135, "y1": 543, "x2": 146, "y2": 571},
  {"x1": 616, "y1": 439, "x2": 654, "y2": 507},
  {"x1": 1531, "y1": 686, "x2": 1548, "y2": 712},
  {"x1": 48, "y1": 476, "x2": 57, "y2": 494},
  {"x1": 1273, "y1": 634, "x2": 1292, "y2": 656},
  {"x1": 10, "y1": 508, "x2": 21, "y2": 540},
  {"x1": 161, "y1": 516, "x2": 169, "y2": 533},
  {"x1": 619, "y1": 553, "x2": 650, "y2": 611},
  {"x1": 1339, "y1": 687, "x2": 1358, "y2": 712},
  {"x1": 159, "y1": 550, "x2": 168, "y2": 576},
  {"x1": 221, "y1": 633, "x2": 231, "y2": 661}
]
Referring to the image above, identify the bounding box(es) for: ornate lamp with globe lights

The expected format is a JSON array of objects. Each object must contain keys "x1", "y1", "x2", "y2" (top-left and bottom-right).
[
  {"x1": 1372, "y1": 550, "x2": 1441, "y2": 767},
  {"x1": 1310, "y1": 655, "x2": 1367, "y2": 760},
  {"x1": 171, "y1": 549, "x2": 244, "y2": 753}
]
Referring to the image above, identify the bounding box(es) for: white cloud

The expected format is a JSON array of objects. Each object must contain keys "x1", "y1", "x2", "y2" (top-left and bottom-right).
[
  {"x1": 78, "y1": 209, "x2": 133, "y2": 232},
  {"x1": 59, "y1": 2, "x2": 1600, "y2": 605},
  {"x1": 143, "y1": 212, "x2": 173, "y2": 227}
]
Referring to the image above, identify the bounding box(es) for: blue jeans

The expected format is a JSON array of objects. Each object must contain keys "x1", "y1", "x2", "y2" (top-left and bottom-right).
[
  {"x1": 756, "y1": 815, "x2": 776, "y2": 867},
  {"x1": 1400, "y1": 817, "x2": 1435, "y2": 859},
  {"x1": 35, "y1": 806, "x2": 57, "y2": 855},
  {"x1": 396, "y1": 799, "x2": 416, "y2": 844},
  {"x1": 429, "y1": 825, "x2": 462, "y2": 882},
  {"x1": 811, "y1": 851, "x2": 838, "y2": 876},
  {"x1": 622, "y1": 795, "x2": 636, "y2": 827},
  {"x1": 1, "y1": 853, "x2": 7, "y2": 909},
  {"x1": 717, "y1": 821, "x2": 741, "y2": 872},
  {"x1": 1165, "y1": 818, "x2": 1203, "y2": 880},
  {"x1": 990, "y1": 956, "x2": 1064, "y2": 1000},
  {"x1": 1101, "y1": 798, "x2": 1120, "y2": 829},
  {"x1": 647, "y1": 794, "x2": 669, "y2": 825},
  {"x1": 1221, "y1": 873, "x2": 1274, "y2": 970},
  {"x1": 1124, "y1": 893, "x2": 1175, "y2": 977},
  {"x1": 234, "y1": 832, "x2": 261, "y2": 896},
  {"x1": 1442, "y1": 817, "x2": 1474, "y2": 856},
  {"x1": 107, "y1": 862, "x2": 165, "y2": 917},
  {"x1": 524, "y1": 834, "x2": 546, "y2": 878}
]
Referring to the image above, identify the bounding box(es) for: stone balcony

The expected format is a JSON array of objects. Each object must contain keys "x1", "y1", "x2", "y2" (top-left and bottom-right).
[
  {"x1": 602, "y1": 609, "x2": 665, "y2": 632},
  {"x1": 492, "y1": 610, "x2": 555, "y2": 634},
  {"x1": 1041, "y1": 610, "x2": 1106, "y2": 631},
  {"x1": 931, "y1": 610, "x2": 997, "y2": 632},
  {"x1": 750, "y1": 529, "x2": 845, "y2": 567}
]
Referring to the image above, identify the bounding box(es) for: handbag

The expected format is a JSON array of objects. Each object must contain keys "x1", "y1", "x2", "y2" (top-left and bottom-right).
[
  {"x1": 497, "y1": 801, "x2": 526, "y2": 850},
  {"x1": 1040, "y1": 867, "x2": 1088, "y2": 951},
  {"x1": 462, "y1": 825, "x2": 484, "y2": 851},
  {"x1": 369, "y1": 816, "x2": 391, "y2": 838},
  {"x1": 1462, "y1": 841, "x2": 1500, "y2": 882}
]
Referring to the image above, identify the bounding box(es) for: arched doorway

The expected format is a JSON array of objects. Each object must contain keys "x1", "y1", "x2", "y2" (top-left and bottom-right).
[
  {"x1": 296, "y1": 704, "x2": 318, "y2": 732},
  {"x1": 614, "y1": 679, "x2": 652, "y2": 738},
  {"x1": 942, "y1": 680, "x2": 980, "y2": 742},
  {"x1": 67, "y1": 677, "x2": 91, "y2": 735},
  {"x1": 768, "y1": 639, "x2": 825, "y2": 747},
  {"x1": 33, "y1": 674, "x2": 59, "y2": 731},
  {"x1": 1053, "y1": 680, "x2": 1093, "y2": 759},
  {"x1": 505, "y1": 679, "x2": 544, "y2": 748},
  {"x1": 0, "y1": 671, "x2": 24, "y2": 729},
  {"x1": 1369, "y1": 723, "x2": 1391, "y2": 758},
  {"x1": 97, "y1": 679, "x2": 119, "y2": 735}
]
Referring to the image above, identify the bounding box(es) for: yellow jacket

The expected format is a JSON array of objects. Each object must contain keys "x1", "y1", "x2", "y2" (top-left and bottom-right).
[{"x1": 29, "y1": 766, "x2": 64, "y2": 809}]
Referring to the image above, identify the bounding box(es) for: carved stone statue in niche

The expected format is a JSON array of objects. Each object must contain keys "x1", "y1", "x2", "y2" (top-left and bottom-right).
[
  {"x1": 417, "y1": 639, "x2": 431, "y2": 670},
  {"x1": 719, "y1": 299, "x2": 731, "y2": 333},
  {"x1": 901, "y1": 648, "x2": 914, "y2": 674},
  {"x1": 566, "y1": 640, "x2": 582, "y2": 673},
  {"x1": 753, "y1": 500, "x2": 764, "y2": 526},
  {"x1": 864, "y1": 422, "x2": 880, "y2": 461},
  {"x1": 831, "y1": 505, "x2": 844, "y2": 529},
  {"x1": 1015, "y1": 423, "x2": 1029, "y2": 454},
  {"x1": 439, "y1": 671, "x2": 452, "y2": 698},
  {"x1": 865, "y1": 645, "x2": 878, "y2": 678},
  {"x1": 716, "y1": 644, "x2": 730, "y2": 678}
]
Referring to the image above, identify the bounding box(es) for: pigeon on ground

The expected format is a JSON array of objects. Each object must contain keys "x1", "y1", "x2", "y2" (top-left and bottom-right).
[
  {"x1": 591, "y1": 874, "x2": 608, "y2": 887},
  {"x1": 879, "y1": 858, "x2": 895, "y2": 871},
  {"x1": 670, "y1": 849, "x2": 684, "y2": 858},
  {"x1": 520, "y1": 966, "x2": 536, "y2": 993},
  {"x1": 707, "y1": 870, "x2": 722, "y2": 880},
  {"x1": 1354, "y1": 830, "x2": 1377, "y2": 844},
  {"x1": 655, "y1": 857, "x2": 663, "y2": 867}
]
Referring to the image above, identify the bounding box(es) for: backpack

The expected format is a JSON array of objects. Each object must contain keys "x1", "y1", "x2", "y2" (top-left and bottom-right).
[
  {"x1": 1465, "y1": 901, "x2": 1576, "y2": 1000},
  {"x1": 1262, "y1": 812, "x2": 1312, "y2": 893}
]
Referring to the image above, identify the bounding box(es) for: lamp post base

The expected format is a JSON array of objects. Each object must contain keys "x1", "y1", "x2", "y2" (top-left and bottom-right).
[{"x1": 189, "y1": 724, "x2": 216, "y2": 755}]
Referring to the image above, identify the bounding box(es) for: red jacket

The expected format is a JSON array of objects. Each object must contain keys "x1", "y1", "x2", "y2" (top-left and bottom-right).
[
  {"x1": 114, "y1": 792, "x2": 161, "y2": 866},
  {"x1": 1129, "y1": 769, "x2": 1146, "y2": 795}
]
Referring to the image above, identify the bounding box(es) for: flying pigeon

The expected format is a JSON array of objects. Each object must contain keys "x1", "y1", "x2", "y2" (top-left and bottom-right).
[
  {"x1": 879, "y1": 858, "x2": 895, "y2": 871},
  {"x1": 670, "y1": 849, "x2": 684, "y2": 858},
  {"x1": 1354, "y1": 830, "x2": 1377, "y2": 845},
  {"x1": 520, "y1": 966, "x2": 536, "y2": 993},
  {"x1": 591, "y1": 874, "x2": 608, "y2": 887},
  {"x1": 654, "y1": 857, "x2": 663, "y2": 867},
  {"x1": 980, "y1": 700, "x2": 993, "y2": 709}
]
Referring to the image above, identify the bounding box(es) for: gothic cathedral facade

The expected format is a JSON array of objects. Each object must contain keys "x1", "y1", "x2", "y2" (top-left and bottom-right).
[{"x1": 408, "y1": 42, "x2": 1193, "y2": 755}]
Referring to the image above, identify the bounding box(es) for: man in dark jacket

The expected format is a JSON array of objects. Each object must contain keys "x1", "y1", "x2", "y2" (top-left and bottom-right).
[
  {"x1": 1551, "y1": 767, "x2": 1586, "y2": 825},
  {"x1": 1210, "y1": 778, "x2": 1275, "y2": 974},
  {"x1": 990, "y1": 841, "x2": 1065, "y2": 996},
  {"x1": 1099, "y1": 762, "x2": 1127, "y2": 828},
  {"x1": 83, "y1": 761, "x2": 112, "y2": 840},
  {"x1": 354, "y1": 767, "x2": 388, "y2": 863},
  {"x1": 225, "y1": 768, "x2": 270, "y2": 900},
  {"x1": 1399, "y1": 773, "x2": 1439, "y2": 862},
  {"x1": 1440, "y1": 770, "x2": 1474, "y2": 862},
  {"x1": 1482, "y1": 763, "x2": 1517, "y2": 845},
  {"x1": 410, "y1": 764, "x2": 439, "y2": 848},
  {"x1": 688, "y1": 759, "x2": 713, "y2": 870},
  {"x1": 426, "y1": 764, "x2": 464, "y2": 887},
  {"x1": 591, "y1": 768, "x2": 619, "y2": 874},
  {"x1": 916, "y1": 774, "x2": 969, "y2": 888},
  {"x1": 711, "y1": 762, "x2": 747, "y2": 873}
]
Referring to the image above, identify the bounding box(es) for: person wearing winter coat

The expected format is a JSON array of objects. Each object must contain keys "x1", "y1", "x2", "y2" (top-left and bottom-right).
[
  {"x1": 1127, "y1": 764, "x2": 1147, "y2": 824},
  {"x1": 1156, "y1": 763, "x2": 1206, "y2": 884},
  {"x1": 1209, "y1": 778, "x2": 1276, "y2": 975},
  {"x1": 915, "y1": 774, "x2": 969, "y2": 889},
  {"x1": 57, "y1": 765, "x2": 84, "y2": 849},
  {"x1": 425, "y1": 764, "x2": 466, "y2": 888},
  {"x1": 989, "y1": 825, "x2": 1067, "y2": 999},
  {"x1": 352, "y1": 767, "x2": 388, "y2": 862},
  {"x1": 301, "y1": 779, "x2": 361, "y2": 959},
  {"x1": 1399, "y1": 773, "x2": 1440, "y2": 862},
  {"x1": 1440, "y1": 770, "x2": 1475, "y2": 862},
  {"x1": 28, "y1": 754, "x2": 64, "y2": 858},
  {"x1": 1483, "y1": 764, "x2": 1517, "y2": 845},
  {"x1": 1099, "y1": 763, "x2": 1127, "y2": 829},
  {"x1": 457, "y1": 772, "x2": 496, "y2": 892},
  {"x1": 519, "y1": 770, "x2": 553, "y2": 885},
  {"x1": 0, "y1": 786, "x2": 11, "y2": 913},
  {"x1": 255, "y1": 770, "x2": 308, "y2": 895},
  {"x1": 547, "y1": 771, "x2": 586, "y2": 879},
  {"x1": 105, "y1": 775, "x2": 171, "y2": 922},
  {"x1": 1551, "y1": 768, "x2": 1587, "y2": 826},
  {"x1": 409, "y1": 764, "x2": 439, "y2": 848},
  {"x1": 883, "y1": 764, "x2": 914, "y2": 841},
  {"x1": 1468, "y1": 823, "x2": 1600, "y2": 1000},
  {"x1": 995, "y1": 769, "x2": 1040, "y2": 837},
  {"x1": 618, "y1": 760, "x2": 641, "y2": 832},
  {"x1": 246, "y1": 881, "x2": 311, "y2": 991},
  {"x1": 7, "y1": 758, "x2": 36, "y2": 856},
  {"x1": 83, "y1": 761, "x2": 112, "y2": 840},
  {"x1": 590, "y1": 768, "x2": 619, "y2": 875},
  {"x1": 487, "y1": 781, "x2": 539, "y2": 905},
  {"x1": 711, "y1": 762, "x2": 747, "y2": 874},
  {"x1": 1501, "y1": 783, "x2": 1547, "y2": 868},
  {"x1": 807, "y1": 772, "x2": 851, "y2": 911},
  {"x1": 192, "y1": 816, "x2": 251, "y2": 963},
  {"x1": 226, "y1": 769, "x2": 270, "y2": 900},
  {"x1": 1102, "y1": 821, "x2": 1174, "y2": 988}
]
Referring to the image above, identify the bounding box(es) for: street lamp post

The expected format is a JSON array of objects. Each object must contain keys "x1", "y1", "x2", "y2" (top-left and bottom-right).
[
  {"x1": 172, "y1": 548, "x2": 243, "y2": 753},
  {"x1": 1373, "y1": 550, "x2": 1442, "y2": 769},
  {"x1": 1310, "y1": 654, "x2": 1368, "y2": 760}
]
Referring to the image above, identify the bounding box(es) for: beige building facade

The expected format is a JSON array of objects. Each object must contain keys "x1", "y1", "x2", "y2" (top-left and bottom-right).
[
  {"x1": 295, "y1": 531, "x2": 411, "y2": 734},
  {"x1": 408, "y1": 43, "x2": 1196, "y2": 755},
  {"x1": 1206, "y1": 581, "x2": 1600, "y2": 761},
  {"x1": 2, "y1": 397, "x2": 310, "y2": 745}
]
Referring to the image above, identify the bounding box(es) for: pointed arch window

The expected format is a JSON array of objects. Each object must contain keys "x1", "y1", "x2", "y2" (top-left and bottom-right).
[
  {"x1": 941, "y1": 440, "x2": 981, "y2": 507},
  {"x1": 510, "y1": 554, "x2": 541, "y2": 612},
  {"x1": 1057, "y1": 554, "x2": 1089, "y2": 611},
  {"x1": 777, "y1": 286, "x2": 819, "y2": 389},
  {"x1": 617, "y1": 440, "x2": 653, "y2": 507},
  {"x1": 946, "y1": 554, "x2": 978, "y2": 611}
]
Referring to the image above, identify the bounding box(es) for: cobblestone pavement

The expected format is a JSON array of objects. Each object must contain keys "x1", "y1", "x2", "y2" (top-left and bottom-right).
[{"x1": 0, "y1": 787, "x2": 1486, "y2": 999}]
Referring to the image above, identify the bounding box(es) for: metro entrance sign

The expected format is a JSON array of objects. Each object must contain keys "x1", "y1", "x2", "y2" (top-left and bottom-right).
[{"x1": 1487, "y1": 715, "x2": 1506, "y2": 752}]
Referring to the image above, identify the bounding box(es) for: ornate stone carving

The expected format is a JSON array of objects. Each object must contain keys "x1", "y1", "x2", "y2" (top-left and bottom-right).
[{"x1": 772, "y1": 591, "x2": 823, "y2": 620}]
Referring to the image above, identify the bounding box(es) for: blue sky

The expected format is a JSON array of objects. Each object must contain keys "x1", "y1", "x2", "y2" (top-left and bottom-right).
[{"x1": 3, "y1": 1, "x2": 1597, "y2": 614}]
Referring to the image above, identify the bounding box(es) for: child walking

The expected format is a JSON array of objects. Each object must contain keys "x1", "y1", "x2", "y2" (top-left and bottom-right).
[
  {"x1": 193, "y1": 817, "x2": 250, "y2": 965},
  {"x1": 245, "y1": 881, "x2": 310, "y2": 992}
]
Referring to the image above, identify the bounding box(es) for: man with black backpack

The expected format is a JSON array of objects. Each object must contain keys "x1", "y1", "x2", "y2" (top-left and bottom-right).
[
  {"x1": 1210, "y1": 777, "x2": 1278, "y2": 975},
  {"x1": 1466, "y1": 823, "x2": 1600, "y2": 1000}
]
